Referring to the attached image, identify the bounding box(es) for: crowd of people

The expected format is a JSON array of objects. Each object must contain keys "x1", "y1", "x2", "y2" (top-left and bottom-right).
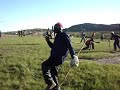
[
  {"x1": 80, "y1": 29, "x2": 120, "y2": 51},
  {"x1": 0, "y1": 22, "x2": 119, "y2": 90},
  {"x1": 17, "y1": 30, "x2": 26, "y2": 37},
  {"x1": 41, "y1": 22, "x2": 120, "y2": 90}
]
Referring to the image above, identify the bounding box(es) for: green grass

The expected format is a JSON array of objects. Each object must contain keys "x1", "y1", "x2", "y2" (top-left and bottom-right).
[
  {"x1": 71, "y1": 37, "x2": 117, "y2": 60},
  {"x1": 0, "y1": 36, "x2": 120, "y2": 90},
  {"x1": 60, "y1": 61, "x2": 120, "y2": 90}
]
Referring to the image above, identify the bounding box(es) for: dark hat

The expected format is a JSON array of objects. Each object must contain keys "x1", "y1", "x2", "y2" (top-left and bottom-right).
[{"x1": 54, "y1": 22, "x2": 63, "y2": 30}]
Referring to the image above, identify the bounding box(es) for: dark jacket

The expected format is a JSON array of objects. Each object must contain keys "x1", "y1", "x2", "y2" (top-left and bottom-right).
[
  {"x1": 46, "y1": 31, "x2": 75, "y2": 63},
  {"x1": 111, "y1": 34, "x2": 120, "y2": 42}
]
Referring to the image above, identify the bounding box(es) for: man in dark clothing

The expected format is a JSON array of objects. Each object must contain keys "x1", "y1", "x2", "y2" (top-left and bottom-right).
[
  {"x1": 100, "y1": 32, "x2": 104, "y2": 41},
  {"x1": 0, "y1": 30, "x2": 1, "y2": 38},
  {"x1": 80, "y1": 29, "x2": 86, "y2": 43},
  {"x1": 110, "y1": 32, "x2": 120, "y2": 51},
  {"x1": 20, "y1": 30, "x2": 22, "y2": 37},
  {"x1": 18, "y1": 31, "x2": 20, "y2": 37},
  {"x1": 82, "y1": 38, "x2": 94, "y2": 50},
  {"x1": 41, "y1": 22, "x2": 77, "y2": 90}
]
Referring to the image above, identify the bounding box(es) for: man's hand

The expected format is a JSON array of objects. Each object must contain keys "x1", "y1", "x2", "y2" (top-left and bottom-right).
[{"x1": 70, "y1": 55, "x2": 79, "y2": 67}]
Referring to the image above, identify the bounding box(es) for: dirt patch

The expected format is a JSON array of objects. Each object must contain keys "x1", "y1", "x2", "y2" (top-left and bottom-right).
[{"x1": 96, "y1": 54, "x2": 120, "y2": 64}]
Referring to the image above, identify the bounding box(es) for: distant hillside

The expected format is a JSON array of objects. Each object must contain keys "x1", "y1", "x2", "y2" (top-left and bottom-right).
[
  {"x1": 67, "y1": 23, "x2": 120, "y2": 32},
  {"x1": 3, "y1": 28, "x2": 48, "y2": 35},
  {"x1": 3, "y1": 23, "x2": 120, "y2": 34}
]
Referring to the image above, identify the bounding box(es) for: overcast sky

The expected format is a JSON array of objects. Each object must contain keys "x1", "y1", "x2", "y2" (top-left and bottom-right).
[{"x1": 0, "y1": 0, "x2": 120, "y2": 32}]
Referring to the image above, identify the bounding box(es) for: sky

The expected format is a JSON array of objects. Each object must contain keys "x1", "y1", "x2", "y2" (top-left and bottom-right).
[{"x1": 0, "y1": 0, "x2": 120, "y2": 32}]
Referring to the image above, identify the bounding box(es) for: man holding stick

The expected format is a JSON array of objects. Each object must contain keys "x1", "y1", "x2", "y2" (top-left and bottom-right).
[{"x1": 41, "y1": 22, "x2": 78, "y2": 90}]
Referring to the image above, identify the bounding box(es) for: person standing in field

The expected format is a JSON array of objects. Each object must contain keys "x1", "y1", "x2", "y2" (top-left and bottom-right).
[
  {"x1": 110, "y1": 31, "x2": 120, "y2": 51},
  {"x1": 80, "y1": 29, "x2": 86, "y2": 43},
  {"x1": 41, "y1": 22, "x2": 78, "y2": 90},
  {"x1": 0, "y1": 30, "x2": 1, "y2": 38},
  {"x1": 100, "y1": 32, "x2": 104, "y2": 41},
  {"x1": 20, "y1": 30, "x2": 23, "y2": 37},
  {"x1": 91, "y1": 32, "x2": 95, "y2": 38},
  {"x1": 18, "y1": 31, "x2": 20, "y2": 37}
]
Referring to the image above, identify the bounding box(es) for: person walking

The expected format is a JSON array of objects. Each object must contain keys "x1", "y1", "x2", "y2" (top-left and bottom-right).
[
  {"x1": 41, "y1": 22, "x2": 78, "y2": 90},
  {"x1": 80, "y1": 29, "x2": 86, "y2": 43},
  {"x1": 110, "y1": 31, "x2": 120, "y2": 51}
]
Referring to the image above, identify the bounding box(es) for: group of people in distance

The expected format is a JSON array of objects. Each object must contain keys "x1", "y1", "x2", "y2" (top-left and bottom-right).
[
  {"x1": 41, "y1": 22, "x2": 120, "y2": 90},
  {"x1": 80, "y1": 29, "x2": 120, "y2": 51},
  {"x1": 18, "y1": 30, "x2": 25, "y2": 37}
]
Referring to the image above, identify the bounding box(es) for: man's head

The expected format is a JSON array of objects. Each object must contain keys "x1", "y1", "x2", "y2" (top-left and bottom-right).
[
  {"x1": 54, "y1": 22, "x2": 63, "y2": 33},
  {"x1": 111, "y1": 31, "x2": 114, "y2": 35}
]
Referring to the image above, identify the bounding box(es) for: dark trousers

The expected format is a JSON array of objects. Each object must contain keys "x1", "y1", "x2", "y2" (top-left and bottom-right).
[
  {"x1": 80, "y1": 36, "x2": 86, "y2": 43},
  {"x1": 90, "y1": 43, "x2": 94, "y2": 49},
  {"x1": 114, "y1": 41, "x2": 120, "y2": 51},
  {"x1": 41, "y1": 56, "x2": 61, "y2": 86}
]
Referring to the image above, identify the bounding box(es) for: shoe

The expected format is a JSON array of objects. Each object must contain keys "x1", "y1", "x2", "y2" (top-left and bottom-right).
[{"x1": 45, "y1": 82, "x2": 56, "y2": 90}]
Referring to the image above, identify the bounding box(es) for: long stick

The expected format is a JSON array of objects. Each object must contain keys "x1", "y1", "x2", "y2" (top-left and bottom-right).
[{"x1": 60, "y1": 40, "x2": 86, "y2": 87}]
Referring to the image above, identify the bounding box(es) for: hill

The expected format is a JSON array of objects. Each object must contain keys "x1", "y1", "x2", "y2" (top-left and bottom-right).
[
  {"x1": 67, "y1": 23, "x2": 120, "y2": 32},
  {"x1": 2, "y1": 23, "x2": 120, "y2": 34}
]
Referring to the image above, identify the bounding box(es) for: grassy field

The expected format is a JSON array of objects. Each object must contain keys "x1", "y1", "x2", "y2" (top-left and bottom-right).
[{"x1": 0, "y1": 35, "x2": 120, "y2": 90}]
